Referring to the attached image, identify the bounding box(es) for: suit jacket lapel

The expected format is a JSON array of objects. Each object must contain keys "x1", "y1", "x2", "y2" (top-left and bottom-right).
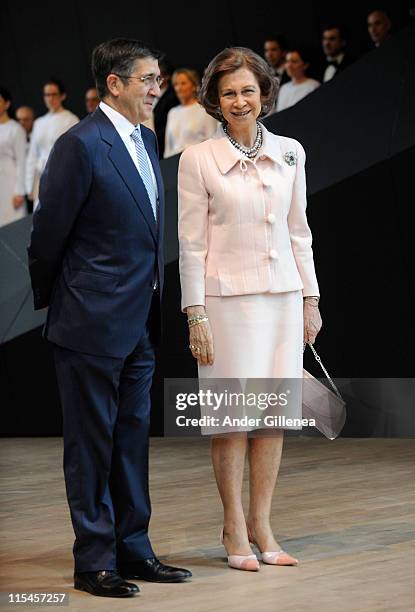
[{"x1": 94, "y1": 108, "x2": 158, "y2": 243}]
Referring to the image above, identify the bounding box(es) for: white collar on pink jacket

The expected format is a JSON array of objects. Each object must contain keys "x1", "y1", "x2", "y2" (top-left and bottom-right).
[{"x1": 210, "y1": 123, "x2": 283, "y2": 174}]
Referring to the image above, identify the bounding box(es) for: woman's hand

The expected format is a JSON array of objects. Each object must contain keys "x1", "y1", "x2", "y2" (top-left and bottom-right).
[
  {"x1": 303, "y1": 300, "x2": 322, "y2": 344},
  {"x1": 186, "y1": 306, "x2": 214, "y2": 365}
]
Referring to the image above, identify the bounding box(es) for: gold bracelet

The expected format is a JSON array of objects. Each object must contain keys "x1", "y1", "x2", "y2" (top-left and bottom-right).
[
  {"x1": 187, "y1": 312, "x2": 207, "y2": 323},
  {"x1": 304, "y1": 296, "x2": 320, "y2": 306},
  {"x1": 188, "y1": 317, "x2": 209, "y2": 328}
]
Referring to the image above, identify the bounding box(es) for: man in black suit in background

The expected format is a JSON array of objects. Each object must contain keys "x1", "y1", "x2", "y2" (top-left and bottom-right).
[
  {"x1": 367, "y1": 9, "x2": 392, "y2": 47},
  {"x1": 319, "y1": 24, "x2": 356, "y2": 83},
  {"x1": 264, "y1": 34, "x2": 290, "y2": 86}
]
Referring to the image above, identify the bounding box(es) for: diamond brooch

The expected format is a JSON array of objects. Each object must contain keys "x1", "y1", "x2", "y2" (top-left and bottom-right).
[{"x1": 284, "y1": 151, "x2": 297, "y2": 166}]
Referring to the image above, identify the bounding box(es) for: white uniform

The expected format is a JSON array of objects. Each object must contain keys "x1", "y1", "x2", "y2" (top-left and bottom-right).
[
  {"x1": 0, "y1": 119, "x2": 27, "y2": 227},
  {"x1": 26, "y1": 109, "x2": 79, "y2": 207},
  {"x1": 164, "y1": 103, "x2": 218, "y2": 158},
  {"x1": 276, "y1": 79, "x2": 320, "y2": 112}
]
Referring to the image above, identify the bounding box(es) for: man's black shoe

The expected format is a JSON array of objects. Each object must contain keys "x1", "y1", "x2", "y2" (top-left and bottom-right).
[
  {"x1": 74, "y1": 570, "x2": 140, "y2": 597},
  {"x1": 119, "y1": 557, "x2": 192, "y2": 583}
]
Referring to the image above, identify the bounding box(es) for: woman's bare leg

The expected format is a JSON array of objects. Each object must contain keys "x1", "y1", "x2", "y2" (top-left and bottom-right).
[
  {"x1": 211, "y1": 433, "x2": 252, "y2": 555},
  {"x1": 246, "y1": 431, "x2": 284, "y2": 551}
]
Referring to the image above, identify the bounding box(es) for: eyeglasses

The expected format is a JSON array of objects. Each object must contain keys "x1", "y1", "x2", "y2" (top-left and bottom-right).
[{"x1": 114, "y1": 73, "x2": 165, "y2": 88}]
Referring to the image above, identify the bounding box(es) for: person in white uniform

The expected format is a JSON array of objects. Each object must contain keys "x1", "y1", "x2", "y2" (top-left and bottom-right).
[
  {"x1": 164, "y1": 68, "x2": 218, "y2": 158},
  {"x1": 26, "y1": 78, "x2": 79, "y2": 208},
  {"x1": 276, "y1": 47, "x2": 320, "y2": 112},
  {"x1": 0, "y1": 88, "x2": 27, "y2": 227},
  {"x1": 178, "y1": 47, "x2": 322, "y2": 572},
  {"x1": 16, "y1": 106, "x2": 36, "y2": 213}
]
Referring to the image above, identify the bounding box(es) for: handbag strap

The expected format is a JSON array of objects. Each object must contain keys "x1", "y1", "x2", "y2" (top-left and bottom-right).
[{"x1": 303, "y1": 342, "x2": 344, "y2": 400}]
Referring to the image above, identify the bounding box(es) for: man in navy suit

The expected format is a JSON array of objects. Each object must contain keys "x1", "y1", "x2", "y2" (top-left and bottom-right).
[{"x1": 27, "y1": 38, "x2": 191, "y2": 598}]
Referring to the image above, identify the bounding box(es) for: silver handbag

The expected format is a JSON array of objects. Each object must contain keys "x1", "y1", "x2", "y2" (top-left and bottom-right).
[{"x1": 303, "y1": 342, "x2": 346, "y2": 439}]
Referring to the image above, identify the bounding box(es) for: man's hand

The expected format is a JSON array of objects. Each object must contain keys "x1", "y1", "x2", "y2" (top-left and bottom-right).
[{"x1": 13, "y1": 195, "x2": 25, "y2": 209}]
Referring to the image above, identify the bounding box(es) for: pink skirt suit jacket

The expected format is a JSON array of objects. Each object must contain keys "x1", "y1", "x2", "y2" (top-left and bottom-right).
[{"x1": 177, "y1": 123, "x2": 320, "y2": 385}]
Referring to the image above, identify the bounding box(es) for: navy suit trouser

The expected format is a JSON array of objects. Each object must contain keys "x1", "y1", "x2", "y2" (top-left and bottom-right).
[{"x1": 53, "y1": 328, "x2": 155, "y2": 573}]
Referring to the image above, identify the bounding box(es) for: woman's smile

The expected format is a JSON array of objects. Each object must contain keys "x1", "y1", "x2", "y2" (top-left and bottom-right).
[{"x1": 231, "y1": 109, "x2": 251, "y2": 117}]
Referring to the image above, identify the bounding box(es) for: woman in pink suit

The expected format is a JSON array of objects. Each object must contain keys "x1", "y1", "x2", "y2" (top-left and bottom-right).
[{"x1": 178, "y1": 47, "x2": 322, "y2": 571}]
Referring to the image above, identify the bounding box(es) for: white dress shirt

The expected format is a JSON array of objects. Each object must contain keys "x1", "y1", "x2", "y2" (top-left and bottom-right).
[
  {"x1": 323, "y1": 52, "x2": 345, "y2": 82},
  {"x1": 99, "y1": 101, "x2": 158, "y2": 198},
  {"x1": 275, "y1": 65, "x2": 287, "y2": 81}
]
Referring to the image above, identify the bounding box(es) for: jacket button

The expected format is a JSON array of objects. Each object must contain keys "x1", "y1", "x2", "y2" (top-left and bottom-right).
[
  {"x1": 269, "y1": 249, "x2": 278, "y2": 259},
  {"x1": 267, "y1": 213, "x2": 276, "y2": 224},
  {"x1": 259, "y1": 155, "x2": 266, "y2": 161}
]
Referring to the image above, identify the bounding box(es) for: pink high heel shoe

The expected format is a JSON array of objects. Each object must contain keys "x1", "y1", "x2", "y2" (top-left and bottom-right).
[
  {"x1": 220, "y1": 528, "x2": 260, "y2": 571},
  {"x1": 247, "y1": 526, "x2": 299, "y2": 566}
]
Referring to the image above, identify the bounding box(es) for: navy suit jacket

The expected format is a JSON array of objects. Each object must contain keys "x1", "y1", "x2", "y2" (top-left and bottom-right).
[{"x1": 27, "y1": 107, "x2": 164, "y2": 358}]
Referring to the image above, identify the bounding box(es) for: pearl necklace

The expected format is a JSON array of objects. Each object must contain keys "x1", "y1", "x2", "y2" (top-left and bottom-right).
[{"x1": 223, "y1": 121, "x2": 263, "y2": 159}]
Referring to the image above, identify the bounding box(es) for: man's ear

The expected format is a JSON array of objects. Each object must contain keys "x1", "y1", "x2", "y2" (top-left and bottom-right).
[{"x1": 106, "y1": 74, "x2": 121, "y2": 97}]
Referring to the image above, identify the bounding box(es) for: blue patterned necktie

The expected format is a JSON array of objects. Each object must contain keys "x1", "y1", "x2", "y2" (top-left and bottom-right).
[{"x1": 130, "y1": 127, "x2": 157, "y2": 221}]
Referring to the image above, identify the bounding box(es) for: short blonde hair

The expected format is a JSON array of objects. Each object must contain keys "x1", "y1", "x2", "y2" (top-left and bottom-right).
[{"x1": 199, "y1": 47, "x2": 278, "y2": 121}]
